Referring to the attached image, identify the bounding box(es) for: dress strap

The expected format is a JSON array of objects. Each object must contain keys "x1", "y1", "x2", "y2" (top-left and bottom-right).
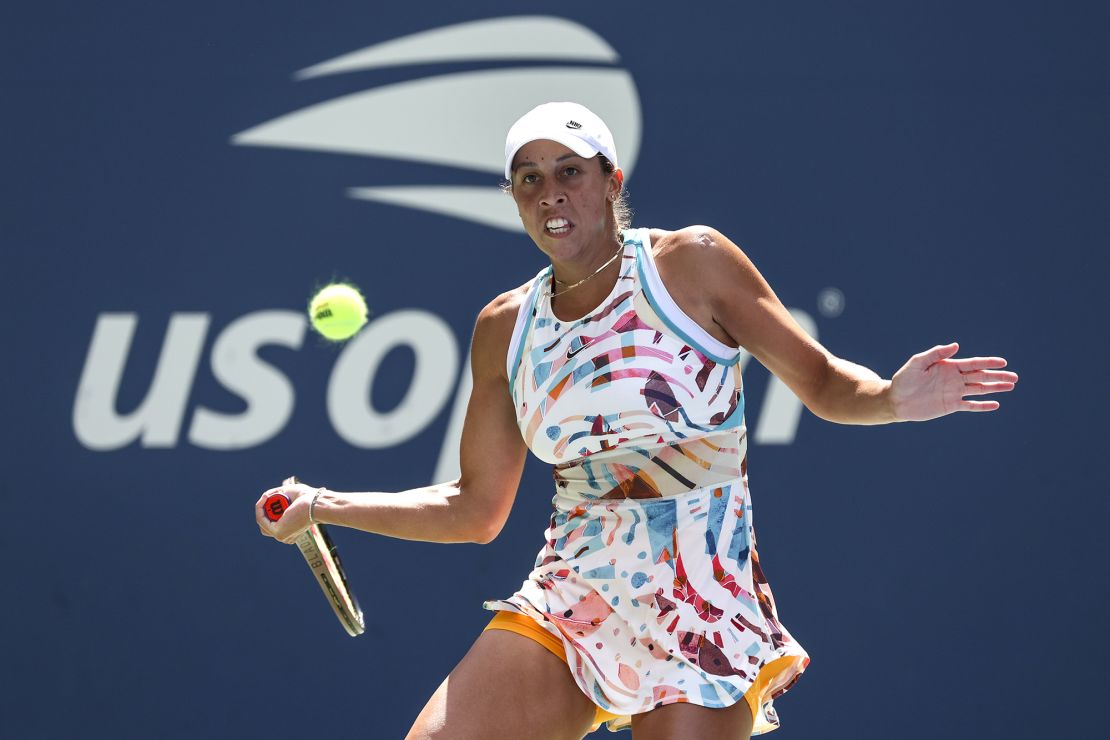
[
  {"x1": 631, "y1": 228, "x2": 742, "y2": 366},
  {"x1": 506, "y1": 267, "x2": 549, "y2": 388}
]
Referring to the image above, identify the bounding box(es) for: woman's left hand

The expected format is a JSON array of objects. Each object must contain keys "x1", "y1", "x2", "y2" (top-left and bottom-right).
[{"x1": 890, "y1": 342, "x2": 1018, "y2": 422}]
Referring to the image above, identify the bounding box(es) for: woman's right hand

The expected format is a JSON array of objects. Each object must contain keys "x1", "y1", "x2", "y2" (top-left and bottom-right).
[{"x1": 255, "y1": 476, "x2": 318, "y2": 544}]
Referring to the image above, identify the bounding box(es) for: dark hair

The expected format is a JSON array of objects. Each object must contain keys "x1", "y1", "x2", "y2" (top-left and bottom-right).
[
  {"x1": 501, "y1": 154, "x2": 633, "y2": 234},
  {"x1": 598, "y1": 155, "x2": 633, "y2": 233}
]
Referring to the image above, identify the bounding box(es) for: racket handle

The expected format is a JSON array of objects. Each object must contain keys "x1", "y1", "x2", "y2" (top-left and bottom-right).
[{"x1": 263, "y1": 493, "x2": 291, "y2": 522}]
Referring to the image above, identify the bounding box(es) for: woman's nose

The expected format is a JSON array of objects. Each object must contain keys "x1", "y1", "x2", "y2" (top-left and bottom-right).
[{"x1": 539, "y1": 189, "x2": 566, "y2": 207}]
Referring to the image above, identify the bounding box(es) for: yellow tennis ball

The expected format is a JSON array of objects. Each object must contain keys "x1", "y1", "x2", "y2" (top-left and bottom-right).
[{"x1": 309, "y1": 283, "x2": 368, "y2": 341}]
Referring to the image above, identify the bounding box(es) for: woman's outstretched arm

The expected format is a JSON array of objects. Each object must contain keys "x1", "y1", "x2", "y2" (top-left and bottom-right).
[{"x1": 678, "y1": 226, "x2": 1017, "y2": 425}]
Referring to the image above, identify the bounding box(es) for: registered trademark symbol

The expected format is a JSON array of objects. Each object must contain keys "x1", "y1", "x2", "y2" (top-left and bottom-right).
[{"x1": 817, "y1": 287, "x2": 845, "y2": 318}]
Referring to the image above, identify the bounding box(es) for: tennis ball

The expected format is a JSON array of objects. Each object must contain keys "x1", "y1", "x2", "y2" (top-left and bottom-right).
[{"x1": 309, "y1": 283, "x2": 368, "y2": 341}]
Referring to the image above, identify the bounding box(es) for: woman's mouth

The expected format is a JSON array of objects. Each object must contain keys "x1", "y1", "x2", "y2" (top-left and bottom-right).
[{"x1": 545, "y1": 217, "x2": 572, "y2": 236}]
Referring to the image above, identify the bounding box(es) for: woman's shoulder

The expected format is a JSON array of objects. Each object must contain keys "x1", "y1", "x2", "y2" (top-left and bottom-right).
[
  {"x1": 639, "y1": 226, "x2": 753, "y2": 349},
  {"x1": 472, "y1": 279, "x2": 535, "y2": 370},
  {"x1": 478, "y1": 280, "x2": 532, "y2": 332},
  {"x1": 646, "y1": 225, "x2": 731, "y2": 261}
]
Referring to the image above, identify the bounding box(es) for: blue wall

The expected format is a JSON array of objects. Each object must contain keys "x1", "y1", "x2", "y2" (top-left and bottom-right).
[{"x1": 3, "y1": 2, "x2": 1106, "y2": 738}]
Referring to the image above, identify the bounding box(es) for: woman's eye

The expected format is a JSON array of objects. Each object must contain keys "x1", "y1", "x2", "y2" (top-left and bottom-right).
[
  {"x1": 521, "y1": 173, "x2": 538, "y2": 184},
  {"x1": 564, "y1": 167, "x2": 579, "y2": 176}
]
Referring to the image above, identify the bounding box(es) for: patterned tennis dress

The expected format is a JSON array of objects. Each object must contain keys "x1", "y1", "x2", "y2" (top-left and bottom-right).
[{"x1": 483, "y1": 228, "x2": 809, "y2": 733}]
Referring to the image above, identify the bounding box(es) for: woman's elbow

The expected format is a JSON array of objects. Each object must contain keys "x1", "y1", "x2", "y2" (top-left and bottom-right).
[
  {"x1": 457, "y1": 494, "x2": 508, "y2": 544},
  {"x1": 469, "y1": 517, "x2": 506, "y2": 545},
  {"x1": 453, "y1": 474, "x2": 517, "y2": 544},
  {"x1": 793, "y1": 354, "x2": 838, "y2": 422}
]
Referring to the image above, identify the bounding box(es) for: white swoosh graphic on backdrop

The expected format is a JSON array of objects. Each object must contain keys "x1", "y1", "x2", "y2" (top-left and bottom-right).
[
  {"x1": 232, "y1": 67, "x2": 640, "y2": 175},
  {"x1": 348, "y1": 186, "x2": 522, "y2": 232},
  {"x1": 231, "y1": 17, "x2": 641, "y2": 232},
  {"x1": 295, "y1": 16, "x2": 619, "y2": 79}
]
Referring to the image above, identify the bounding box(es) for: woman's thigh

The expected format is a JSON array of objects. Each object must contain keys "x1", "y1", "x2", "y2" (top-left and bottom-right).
[
  {"x1": 405, "y1": 628, "x2": 598, "y2": 740},
  {"x1": 630, "y1": 699, "x2": 754, "y2": 740}
]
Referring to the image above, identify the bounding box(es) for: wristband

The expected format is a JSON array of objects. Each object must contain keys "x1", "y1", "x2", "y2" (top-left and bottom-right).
[{"x1": 308, "y1": 488, "x2": 323, "y2": 525}]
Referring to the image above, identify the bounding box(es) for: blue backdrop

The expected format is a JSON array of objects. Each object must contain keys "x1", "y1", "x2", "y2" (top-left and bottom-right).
[{"x1": 2, "y1": 1, "x2": 1106, "y2": 738}]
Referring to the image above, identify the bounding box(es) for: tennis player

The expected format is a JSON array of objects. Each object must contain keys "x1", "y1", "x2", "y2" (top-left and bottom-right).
[{"x1": 257, "y1": 102, "x2": 1017, "y2": 739}]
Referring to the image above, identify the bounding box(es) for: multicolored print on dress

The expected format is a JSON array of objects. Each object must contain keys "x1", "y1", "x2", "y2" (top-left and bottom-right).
[{"x1": 483, "y1": 228, "x2": 809, "y2": 733}]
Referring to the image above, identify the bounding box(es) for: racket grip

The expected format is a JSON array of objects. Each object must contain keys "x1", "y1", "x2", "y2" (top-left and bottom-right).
[{"x1": 263, "y1": 493, "x2": 292, "y2": 522}]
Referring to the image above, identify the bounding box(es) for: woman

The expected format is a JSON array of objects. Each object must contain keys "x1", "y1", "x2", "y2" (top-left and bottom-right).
[{"x1": 256, "y1": 102, "x2": 1017, "y2": 739}]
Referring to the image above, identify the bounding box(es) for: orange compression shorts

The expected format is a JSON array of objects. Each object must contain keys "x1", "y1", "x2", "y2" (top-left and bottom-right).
[{"x1": 483, "y1": 610, "x2": 797, "y2": 729}]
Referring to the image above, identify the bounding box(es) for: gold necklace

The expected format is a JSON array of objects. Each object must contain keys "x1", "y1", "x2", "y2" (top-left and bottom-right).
[{"x1": 549, "y1": 244, "x2": 624, "y2": 299}]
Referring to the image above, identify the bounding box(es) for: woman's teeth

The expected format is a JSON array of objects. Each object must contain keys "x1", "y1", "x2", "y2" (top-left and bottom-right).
[{"x1": 546, "y1": 218, "x2": 570, "y2": 234}]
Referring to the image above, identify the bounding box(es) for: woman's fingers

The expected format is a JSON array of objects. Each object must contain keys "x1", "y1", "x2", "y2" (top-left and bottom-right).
[
  {"x1": 961, "y1": 381, "x2": 1016, "y2": 396},
  {"x1": 960, "y1": 369, "x2": 1019, "y2": 383},
  {"x1": 255, "y1": 492, "x2": 276, "y2": 527},
  {"x1": 913, "y1": 342, "x2": 960, "y2": 367},
  {"x1": 257, "y1": 513, "x2": 299, "y2": 543},
  {"x1": 959, "y1": 399, "x2": 1001, "y2": 412},
  {"x1": 951, "y1": 356, "x2": 1009, "y2": 372},
  {"x1": 912, "y1": 346, "x2": 1014, "y2": 376}
]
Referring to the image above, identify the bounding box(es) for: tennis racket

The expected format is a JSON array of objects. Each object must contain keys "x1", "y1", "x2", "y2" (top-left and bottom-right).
[{"x1": 263, "y1": 477, "x2": 365, "y2": 637}]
